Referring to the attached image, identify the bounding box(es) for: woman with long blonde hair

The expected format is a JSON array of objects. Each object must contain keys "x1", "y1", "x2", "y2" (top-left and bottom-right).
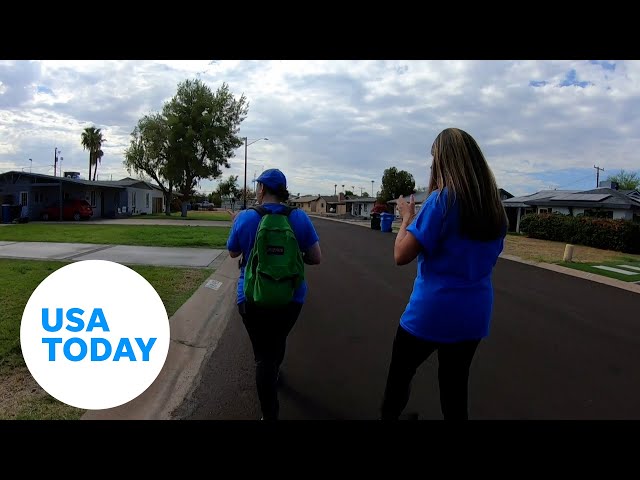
[{"x1": 381, "y1": 128, "x2": 508, "y2": 420}]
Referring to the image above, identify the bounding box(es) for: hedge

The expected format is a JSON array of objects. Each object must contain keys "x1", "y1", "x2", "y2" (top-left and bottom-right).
[{"x1": 519, "y1": 213, "x2": 640, "y2": 254}]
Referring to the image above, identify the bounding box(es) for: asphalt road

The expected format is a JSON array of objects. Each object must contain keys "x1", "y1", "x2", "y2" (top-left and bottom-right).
[{"x1": 176, "y1": 218, "x2": 640, "y2": 420}]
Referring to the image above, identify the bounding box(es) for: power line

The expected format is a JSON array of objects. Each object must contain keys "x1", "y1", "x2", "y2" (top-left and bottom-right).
[{"x1": 556, "y1": 173, "x2": 598, "y2": 190}]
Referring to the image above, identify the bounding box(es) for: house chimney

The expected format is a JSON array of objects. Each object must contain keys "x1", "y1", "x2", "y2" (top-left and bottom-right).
[
  {"x1": 339, "y1": 192, "x2": 345, "y2": 202},
  {"x1": 598, "y1": 180, "x2": 619, "y2": 190}
]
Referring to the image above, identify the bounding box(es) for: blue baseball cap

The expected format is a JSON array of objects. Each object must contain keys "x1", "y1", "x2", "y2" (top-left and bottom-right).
[{"x1": 256, "y1": 168, "x2": 287, "y2": 191}]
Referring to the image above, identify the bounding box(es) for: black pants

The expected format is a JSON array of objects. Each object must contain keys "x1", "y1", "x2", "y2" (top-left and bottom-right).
[
  {"x1": 381, "y1": 324, "x2": 481, "y2": 420},
  {"x1": 238, "y1": 301, "x2": 303, "y2": 420}
]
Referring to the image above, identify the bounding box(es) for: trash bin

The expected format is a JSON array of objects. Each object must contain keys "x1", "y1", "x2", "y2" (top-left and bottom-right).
[
  {"x1": 380, "y1": 212, "x2": 394, "y2": 232},
  {"x1": 1, "y1": 204, "x2": 11, "y2": 224},
  {"x1": 370, "y1": 213, "x2": 381, "y2": 230}
]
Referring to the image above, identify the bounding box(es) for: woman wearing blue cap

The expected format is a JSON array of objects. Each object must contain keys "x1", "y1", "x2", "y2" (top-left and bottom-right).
[{"x1": 227, "y1": 168, "x2": 322, "y2": 420}]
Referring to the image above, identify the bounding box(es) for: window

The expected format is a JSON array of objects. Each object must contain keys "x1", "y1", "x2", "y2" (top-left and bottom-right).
[
  {"x1": 20, "y1": 191, "x2": 28, "y2": 206},
  {"x1": 584, "y1": 209, "x2": 613, "y2": 219},
  {"x1": 146, "y1": 193, "x2": 150, "y2": 208},
  {"x1": 320, "y1": 203, "x2": 324, "y2": 208},
  {"x1": 90, "y1": 191, "x2": 96, "y2": 207},
  {"x1": 132, "y1": 192, "x2": 136, "y2": 207},
  {"x1": 33, "y1": 192, "x2": 44, "y2": 203}
]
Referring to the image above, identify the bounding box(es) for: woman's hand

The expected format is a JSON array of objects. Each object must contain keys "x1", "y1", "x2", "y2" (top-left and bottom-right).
[
  {"x1": 396, "y1": 194, "x2": 416, "y2": 224},
  {"x1": 227, "y1": 210, "x2": 240, "y2": 223}
]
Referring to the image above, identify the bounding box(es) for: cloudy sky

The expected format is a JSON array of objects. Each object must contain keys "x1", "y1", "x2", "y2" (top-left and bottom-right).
[{"x1": 0, "y1": 60, "x2": 638, "y2": 198}]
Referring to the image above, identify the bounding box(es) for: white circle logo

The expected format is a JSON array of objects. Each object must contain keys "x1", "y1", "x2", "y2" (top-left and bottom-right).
[{"x1": 20, "y1": 260, "x2": 171, "y2": 410}]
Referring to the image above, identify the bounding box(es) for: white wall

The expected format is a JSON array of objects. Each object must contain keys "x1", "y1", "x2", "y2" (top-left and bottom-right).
[
  {"x1": 127, "y1": 187, "x2": 153, "y2": 215},
  {"x1": 551, "y1": 207, "x2": 570, "y2": 215},
  {"x1": 351, "y1": 202, "x2": 373, "y2": 219}
]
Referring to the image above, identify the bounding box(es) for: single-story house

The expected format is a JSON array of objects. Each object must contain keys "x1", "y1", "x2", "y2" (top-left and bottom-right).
[
  {"x1": 319, "y1": 193, "x2": 348, "y2": 215},
  {"x1": 289, "y1": 195, "x2": 321, "y2": 213},
  {"x1": 99, "y1": 177, "x2": 166, "y2": 215},
  {"x1": 0, "y1": 170, "x2": 168, "y2": 221},
  {"x1": 503, "y1": 181, "x2": 640, "y2": 233},
  {"x1": 344, "y1": 196, "x2": 377, "y2": 219}
]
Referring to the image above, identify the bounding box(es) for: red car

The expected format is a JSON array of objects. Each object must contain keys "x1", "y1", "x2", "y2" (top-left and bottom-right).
[{"x1": 41, "y1": 199, "x2": 93, "y2": 221}]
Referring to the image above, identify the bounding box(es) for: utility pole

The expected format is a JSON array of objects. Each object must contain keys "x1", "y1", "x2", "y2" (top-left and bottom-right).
[{"x1": 594, "y1": 165, "x2": 604, "y2": 187}]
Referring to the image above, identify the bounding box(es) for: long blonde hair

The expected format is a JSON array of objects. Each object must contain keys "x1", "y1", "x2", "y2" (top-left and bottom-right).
[{"x1": 428, "y1": 128, "x2": 508, "y2": 241}]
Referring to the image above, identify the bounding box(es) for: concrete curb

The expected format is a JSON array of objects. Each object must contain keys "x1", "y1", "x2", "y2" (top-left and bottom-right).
[
  {"x1": 311, "y1": 215, "x2": 640, "y2": 295},
  {"x1": 81, "y1": 251, "x2": 240, "y2": 420}
]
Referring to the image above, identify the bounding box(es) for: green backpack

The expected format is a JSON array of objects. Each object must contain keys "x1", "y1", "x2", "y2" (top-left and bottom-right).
[{"x1": 243, "y1": 206, "x2": 305, "y2": 308}]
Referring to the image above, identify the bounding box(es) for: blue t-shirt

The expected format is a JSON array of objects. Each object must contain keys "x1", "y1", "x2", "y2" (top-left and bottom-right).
[
  {"x1": 226, "y1": 203, "x2": 320, "y2": 305},
  {"x1": 400, "y1": 189, "x2": 505, "y2": 343}
]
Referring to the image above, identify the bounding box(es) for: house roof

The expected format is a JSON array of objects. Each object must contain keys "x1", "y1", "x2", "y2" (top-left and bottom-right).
[
  {"x1": 321, "y1": 195, "x2": 345, "y2": 204},
  {"x1": 0, "y1": 170, "x2": 126, "y2": 189},
  {"x1": 503, "y1": 188, "x2": 640, "y2": 210},
  {"x1": 290, "y1": 195, "x2": 320, "y2": 203},
  {"x1": 344, "y1": 196, "x2": 376, "y2": 203},
  {"x1": 499, "y1": 188, "x2": 514, "y2": 199}
]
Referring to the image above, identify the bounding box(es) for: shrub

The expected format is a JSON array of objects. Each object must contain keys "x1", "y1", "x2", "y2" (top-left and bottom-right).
[{"x1": 519, "y1": 213, "x2": 640, "y2": 253}]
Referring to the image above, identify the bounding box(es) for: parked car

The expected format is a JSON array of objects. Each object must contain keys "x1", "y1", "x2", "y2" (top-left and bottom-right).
[{"x1": 41, "y1": 199, "x2": 93, "y2": 221}]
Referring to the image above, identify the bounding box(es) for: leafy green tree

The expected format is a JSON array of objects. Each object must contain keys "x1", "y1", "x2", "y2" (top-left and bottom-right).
[
  {"x1": 123, "y1": 114, "x2": 177, "y2": 215},
  {"x1": 124, "y1": 79, "x2": 248, "y2": 216},
  {"x1": 606, "y1": 170, "x2": 640, "y2": 190},
  {"x1": 379, "y1": 167, "x2": 415, "y2": 203},
  {"x1": 163, "y1": 79, "x2": 248, "y2": 215}
]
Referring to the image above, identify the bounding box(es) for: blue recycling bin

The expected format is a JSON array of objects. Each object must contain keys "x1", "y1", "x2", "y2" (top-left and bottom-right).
[
  {"x1": 380, "y1": 212, "x2": 394, "y2": 232},
  {"x1": 1, "y1": 204, "x2": 12, "y2": 224}
]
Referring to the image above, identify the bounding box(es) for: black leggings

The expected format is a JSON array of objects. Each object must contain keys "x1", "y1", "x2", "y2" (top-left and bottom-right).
[
  {"x1": 238, "y1": 301, "x2": 303, "y2": 420},
  {"x1": 381, "y1": 324, "x2": 480, "y2": 420}
]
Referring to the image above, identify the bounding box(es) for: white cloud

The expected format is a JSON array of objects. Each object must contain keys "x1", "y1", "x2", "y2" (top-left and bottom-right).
[{"x1": 1, "y1": 60, "x2": 639, "y2": 197}]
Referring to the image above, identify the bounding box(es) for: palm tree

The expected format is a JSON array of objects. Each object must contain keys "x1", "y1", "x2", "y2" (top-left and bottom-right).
[
  {"x1": 80, "y1": 127, "x2": 105, "y2": 181},
  {"x1": 93, "y1": 149, "x2": 104, "y2": 181}
]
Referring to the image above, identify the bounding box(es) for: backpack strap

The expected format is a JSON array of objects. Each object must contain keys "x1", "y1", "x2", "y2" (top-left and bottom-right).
[
  {"x1": 249, "y1": 205, "x2": 269, "y2": 217},
  {"x1": 250, "y1": 205, "x2": 296, "y2": 217}
]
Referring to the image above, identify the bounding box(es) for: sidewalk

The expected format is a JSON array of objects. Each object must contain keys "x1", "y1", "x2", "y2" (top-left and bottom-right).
[
  {"x1": 28, "y1": 218, "x2": 232, "y2": 227},
  {"x1": 82, "y1": 251, "x2": 239, "y2": 420},
  {"x1": 0, "y1": 241, "x2": 225, "y2": 268}
]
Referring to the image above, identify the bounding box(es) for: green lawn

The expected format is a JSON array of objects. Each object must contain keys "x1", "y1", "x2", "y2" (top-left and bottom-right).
[
  {"x1": 559, "y1": 258, "x2": 640, "y2": 283},
  {"x1": 137, "y1": 211, "x2": 232, "y2": 221},
  {"x1": 0, "y1": 258, "x2": 214, "y2": 420},
  {"x1": 0, "y1": 224, "x2": 230, "y2": 248}
]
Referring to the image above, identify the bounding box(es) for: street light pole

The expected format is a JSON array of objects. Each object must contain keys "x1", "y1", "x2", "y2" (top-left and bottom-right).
[
  {"x1": 243, "y1": 137, "x2": 268, "y2": 210},
  {"x1": 29, "y1": 158, "x2": 32, "y2": 174},
  {"x1": 371, "y1": 180, "x2": 374, "y2": 197},
  {"x1": 244, "y1": 137, "x2": 248, "y2": 209}
]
